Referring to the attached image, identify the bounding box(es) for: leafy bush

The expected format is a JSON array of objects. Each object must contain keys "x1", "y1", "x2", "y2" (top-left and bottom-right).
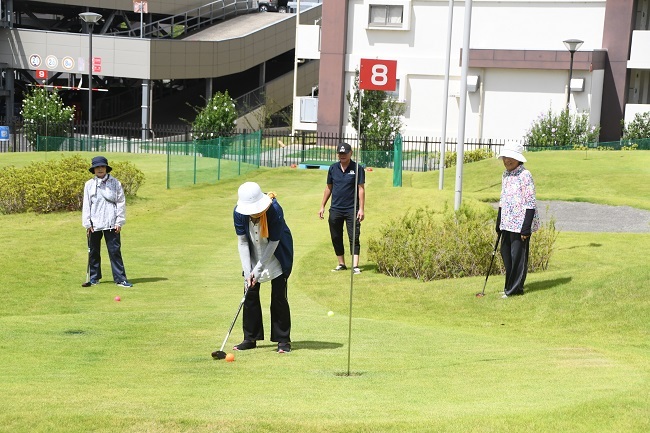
[
  {"x1": 524, "y1": 107, "x2": 599, "y2": 148},
  {"x1": 189, "y1": 91, "x2": 238, "y2": 140},
  {"x1": 111, "y1": 161, "x2": 145, "y2": 196},
  {"x1": 21, "y1": 88, "x2": 74, "y2": 151},
  {"x1": 0, "y1": 156, "x2": 145, "y2": 214},
  {"x1": 367, "y1": 203, "x2": 558, "y2": 281},
  {"x1": 621, "y1": 143, "x2": 638, "y2": 151},
  {"x1": 622, "y1": 111, "x2": 650, "y2": 140},
  {"x1": 443, "y1": 148, "x2": 494, "y2": 168}
]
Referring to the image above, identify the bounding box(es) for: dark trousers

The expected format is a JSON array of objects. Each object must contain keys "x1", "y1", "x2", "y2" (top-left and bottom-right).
[
  {"x1": 500, "y1": 230, "x2": 530, "y2": 296},
  {"x1": 242, "y1": 274, "x2": 291, "y2": 343},
  {"x1": 328, "y1": 208, "x2": 361, "y2": 256},
  {"x1": 89, "y1": 229, "x2": 127, "y2": 283}
]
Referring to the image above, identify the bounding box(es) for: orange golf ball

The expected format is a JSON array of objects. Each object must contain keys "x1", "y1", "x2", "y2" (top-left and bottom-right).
[{"x1": 225, "y1": 353, "x2": 235, "y2": 362}]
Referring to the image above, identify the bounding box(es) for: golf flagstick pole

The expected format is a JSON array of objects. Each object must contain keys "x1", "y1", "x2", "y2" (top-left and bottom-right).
[
  {"x1": 347, "y1": 87, "x2": 363, "y2": 376},
  {"x1": 81, "y1": 231, "x2": 92, "y2": 287}
]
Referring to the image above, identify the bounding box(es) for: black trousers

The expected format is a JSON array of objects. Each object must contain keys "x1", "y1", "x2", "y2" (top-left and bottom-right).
[
  {"x1": 89, "y1": 229, "x2": 127, "y2": 283},
  {"x1": 500, "y1": 231, "x2": 530, "y2": 296},
  {"x1": 242, "y1": 274, "x2": 291, "y2": 343},
  {"x1": 328, "y1": 208, "x2": 361, "y2": 256}
]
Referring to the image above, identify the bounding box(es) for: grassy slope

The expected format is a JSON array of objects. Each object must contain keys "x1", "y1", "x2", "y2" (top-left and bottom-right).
[{"x1": 0, "y1": 151, "x2": 648, "y2": 432}]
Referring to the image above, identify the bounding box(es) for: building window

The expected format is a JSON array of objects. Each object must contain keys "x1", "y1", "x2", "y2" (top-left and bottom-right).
[
  {"x1": 367, "y1": 1, "x2": 411, "y2": 30},
  {"x1": 386, "y1": 79, "x2": 401, "y2": 101},
  {"x1": 369, "y1": 5, "x2": 404, "y2": 28}
]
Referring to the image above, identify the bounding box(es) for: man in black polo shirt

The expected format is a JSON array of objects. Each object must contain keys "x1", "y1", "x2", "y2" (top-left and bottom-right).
[{"x1": 318, "y1": 142, "x2": 365, "y2": 274}]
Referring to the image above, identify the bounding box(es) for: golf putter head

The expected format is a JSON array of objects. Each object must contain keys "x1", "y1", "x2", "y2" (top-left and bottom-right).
[
  {"x1": 475, "y1": 292, "x2": 485, "y2": 298},
  {"x1": 211, "y1": 350, "x2": 227, "y2": 360},
  {"x1": 81, "y1": 281, "x2": 92, "y2": 287}
]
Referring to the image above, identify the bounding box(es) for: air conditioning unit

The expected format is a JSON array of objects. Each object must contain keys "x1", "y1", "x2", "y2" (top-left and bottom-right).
[{"x1": 300, "y1": 97, "x2": 318, "y2": 123}]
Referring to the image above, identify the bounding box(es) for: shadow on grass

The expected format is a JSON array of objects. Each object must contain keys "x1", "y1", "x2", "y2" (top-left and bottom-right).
[
  {"x1": 252, "y1": 341, "x2": 343, "y2": 352},
  {"x1": 289, "y1": 341, "x2": 343, "y2": 351},
  {"x1": 129, "y1": 277, "x2": 169, "y2": 284},
  {"x1": 526, "y1": 277, "x2": 572, "y2": 294},
  {"x1": 559, "y1": 242, "x2": 602, "y2": 250}
]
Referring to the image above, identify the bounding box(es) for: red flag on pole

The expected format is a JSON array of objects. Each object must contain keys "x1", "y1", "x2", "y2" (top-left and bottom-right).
[{"x1": 359, "y1": 59, "x2": 397, "y2": 91}]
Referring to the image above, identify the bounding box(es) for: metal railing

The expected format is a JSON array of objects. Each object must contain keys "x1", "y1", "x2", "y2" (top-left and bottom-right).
[
  {"x1": 109, "y1": 0, "x2": 256, "y2": 39},
  {"x1": 3, "y1": 119, "x2": 646, "y2": 172}
]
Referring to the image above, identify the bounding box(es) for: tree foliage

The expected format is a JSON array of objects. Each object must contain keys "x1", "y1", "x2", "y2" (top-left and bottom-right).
[
  {"x1": 346, "y1": 70, "x2": 405, "y2": 167},
  {"x1": 21, "y1": 87, "x2": 75, "y2": 151},
  {"x1": 622, "y1": 111, "x2": 650, "y2": 140},
  {"x1": 189, "y1": 91, "x2": 238, "y2": 140}
]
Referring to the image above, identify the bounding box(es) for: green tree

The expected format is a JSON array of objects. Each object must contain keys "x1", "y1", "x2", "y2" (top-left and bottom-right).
[
  {"x1": 524, "y1": 107, "x2": 599, "y2": 149},
  {"x1": 189, "y1": 91, "x2": 238, "y2": 140},
  {"x1": 21, "y1": 87, "x2": 74, "y2": 151},
  {"x1": 622, "y1": 111, "x2": 650, "y2": 140},
  {"x1": 346, "y1": 70, "x2": 405, "y2": 167}
]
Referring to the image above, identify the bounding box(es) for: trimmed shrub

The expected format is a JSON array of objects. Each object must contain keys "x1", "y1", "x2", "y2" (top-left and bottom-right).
[
  {"x1": 111, "y1": 161, "x2": 145, "y2": 196},
  {"x1": 367, "y1": 203, "x2": 558, "y2": 281},
  {"x1": 524, "y1": 107, "x2": 599, "y2": 148},
  {"x1": 443, "y1": 148, "x2": 494, "y2": 168},
  {"x1": 0, "y1": 156, "x2": 145, "y2": 214}
]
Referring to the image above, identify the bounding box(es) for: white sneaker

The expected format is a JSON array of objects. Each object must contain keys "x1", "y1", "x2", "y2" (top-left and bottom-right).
[{"x1": 353, "y1": 267, "x2": 362, "y2": 274}]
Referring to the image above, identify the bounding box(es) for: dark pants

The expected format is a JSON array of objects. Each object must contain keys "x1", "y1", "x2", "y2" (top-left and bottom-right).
[
  {"x1": 328, "y1": 208, "x2": 361, "y2": 256},
  {"x1": 500, "y1": 231, "x2": 530, "y2": 296},
  {"x1": 242, "y1": 274, "x2": 291, "y2": 343},
  {"x1": 89, "y1": 229, "x2": 127, "y2": 283}
]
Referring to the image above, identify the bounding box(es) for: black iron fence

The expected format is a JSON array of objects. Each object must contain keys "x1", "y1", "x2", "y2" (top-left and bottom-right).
[
  {"x1": 0, "y1": 119, "x2": 510, "y2": 172},
  {"x1": 4, "y1": 119, "x2": 645, "y2": 172}
]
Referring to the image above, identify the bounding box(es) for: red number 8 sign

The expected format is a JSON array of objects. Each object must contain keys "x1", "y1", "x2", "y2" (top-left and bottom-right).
[{"x1": 359, "y1": 59, "x2": 397, "y2": 91}]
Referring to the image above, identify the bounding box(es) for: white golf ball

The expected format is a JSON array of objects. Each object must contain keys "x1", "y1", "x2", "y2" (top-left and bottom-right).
[{"x1": 327, "y1": 311, "x2": 334, "y2": 317}]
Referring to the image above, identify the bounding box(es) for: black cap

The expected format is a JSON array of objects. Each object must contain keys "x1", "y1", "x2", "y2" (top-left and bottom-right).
[
  {"x1": 89, "y1": 156, "x2": 112, "y2": 173},
  {"x1": 337, "y1": 142, "x2": 352, "y2": 154}
]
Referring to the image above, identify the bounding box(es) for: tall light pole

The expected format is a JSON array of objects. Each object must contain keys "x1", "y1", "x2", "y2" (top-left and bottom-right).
[
  {"x1": 563, "y1": 38, "x2": 583, "y2": 110},
  {"x1": 454, "y1": 0, "x2": 473, "y2": 211},
  {"x1": 79, "y1": 12, "x2": 102, "y2": 146},
  {"x1": 291, "y1": 0, "x2": 301, "y2": 139}
]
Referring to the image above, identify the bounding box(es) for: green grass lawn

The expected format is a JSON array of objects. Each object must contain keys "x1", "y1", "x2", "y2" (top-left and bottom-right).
[{"x1": 0, "y1": 151, "x2": 649, "y2": 432}]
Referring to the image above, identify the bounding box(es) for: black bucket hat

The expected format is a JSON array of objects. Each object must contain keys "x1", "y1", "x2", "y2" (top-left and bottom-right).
[{"x1": 89, "y1": 156, "x2": 112, "y2": 173}]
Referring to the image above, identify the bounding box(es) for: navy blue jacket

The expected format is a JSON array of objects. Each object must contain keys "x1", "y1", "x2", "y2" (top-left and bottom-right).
[{"x1": 233, "y1": 198, "x2": 294, "y2": 276}]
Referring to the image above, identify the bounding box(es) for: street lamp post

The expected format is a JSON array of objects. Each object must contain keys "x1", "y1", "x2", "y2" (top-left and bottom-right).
[
  {"x1": 79, "y1": 12, "x2": 102, "y2": 147},
  {"x1": 563, "y1": 38, "x2": 583, "y2": 110}
]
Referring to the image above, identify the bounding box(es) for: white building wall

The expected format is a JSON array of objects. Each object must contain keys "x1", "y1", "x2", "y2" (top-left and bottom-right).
[{"x1": 342, "y1": 0, "x2": 607, "y2": 139}]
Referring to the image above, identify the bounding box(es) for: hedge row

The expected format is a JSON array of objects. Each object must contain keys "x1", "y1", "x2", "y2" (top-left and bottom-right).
[{"x1": 0, "y1": 155, "x2": 145, "y2": 214}]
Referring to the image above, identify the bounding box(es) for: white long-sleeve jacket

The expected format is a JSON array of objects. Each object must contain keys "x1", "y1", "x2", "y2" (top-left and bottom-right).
[{"x1": 82, "y1": 174, "x2": 126, "y2": 230}]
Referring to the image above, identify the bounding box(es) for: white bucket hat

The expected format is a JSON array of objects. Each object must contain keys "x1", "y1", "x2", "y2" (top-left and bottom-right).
[
  {"x1": 498, "y1": 141, "x2": 527, "y2": 163},
  {"x1": 236, "y1": 182, "x2": 272, "y2": 215}
]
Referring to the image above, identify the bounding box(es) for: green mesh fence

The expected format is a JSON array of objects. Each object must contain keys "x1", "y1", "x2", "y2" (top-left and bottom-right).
[
  {"x1": 166, "y1": 130, "x2": 262, "y2": 188},
  {"x1": 393, "y1": 134, "x2": 403, "y2": 187},
  {"x1": 527, "y1": 137, "x2": 650, "y2": 152},
  {"x1": 596, "y1": 138, "x2": 650, "y2": 150}
]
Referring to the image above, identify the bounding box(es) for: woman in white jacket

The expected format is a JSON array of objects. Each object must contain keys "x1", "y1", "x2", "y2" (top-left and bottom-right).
[{"x1": 82, "y1": 156, "x2": 132, "y2": 288}]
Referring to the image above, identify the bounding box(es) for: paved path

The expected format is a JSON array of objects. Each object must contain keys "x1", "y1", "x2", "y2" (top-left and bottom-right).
[{"x1": 537, "y1": 201, "x2": 650, "y2": 233}]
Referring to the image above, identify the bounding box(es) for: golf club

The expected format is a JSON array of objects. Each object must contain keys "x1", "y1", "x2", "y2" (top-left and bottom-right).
[
  {"x1": 476, "y1": 232, "x2": 502, "y2": 297},
  {"x1": 81, "y1": 231, "x2": 92, "y2": 287},
  {"x1": 211, "y1": 281, "x2": 250, "y2": 359}
]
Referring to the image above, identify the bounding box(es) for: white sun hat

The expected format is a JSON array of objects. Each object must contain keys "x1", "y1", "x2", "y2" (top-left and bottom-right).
[
  {"x1": 497, "y1": 141, "x2": 527, "y2": 163},
  {"x1": 236, "y1": 182, "x2": 272, "y2": 215}
]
